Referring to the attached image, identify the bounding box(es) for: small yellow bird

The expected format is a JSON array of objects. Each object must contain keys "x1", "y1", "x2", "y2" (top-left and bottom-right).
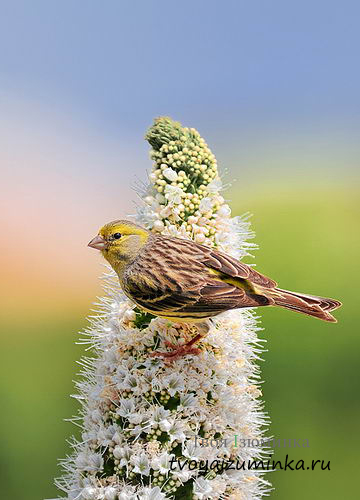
[{"x1": 88, "y1": 220, "x2": 341, "y2": 360}]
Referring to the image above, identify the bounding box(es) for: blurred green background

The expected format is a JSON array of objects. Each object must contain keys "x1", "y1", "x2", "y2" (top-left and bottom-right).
[
  {"x1": 1, "y1": 1, "x2": 359, "y2": 499},
  {"x1": 1, "y1": 185, "x2": 358, "y2": 500}
]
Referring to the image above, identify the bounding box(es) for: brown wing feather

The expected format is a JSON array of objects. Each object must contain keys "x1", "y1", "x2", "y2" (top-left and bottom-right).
[
  {"x1": 162, "y1": 236, "x2": 277, "y2": 288},
  {"x1": 202, "y1": 250, "x2": 277, "y2": 288},
  {"x1": 122, "y1": 235, "x2": 272, "y2": 318}
]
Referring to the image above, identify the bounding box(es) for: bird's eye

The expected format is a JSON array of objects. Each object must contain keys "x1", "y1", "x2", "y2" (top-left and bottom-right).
[{"x1": 113, "y1": 233, "x2": 122, "y2": 240}]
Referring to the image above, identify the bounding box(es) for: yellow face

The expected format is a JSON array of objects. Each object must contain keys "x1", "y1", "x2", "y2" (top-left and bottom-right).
[{"x1": 88, "y1": 220, "x2": 149, "y2": 270}]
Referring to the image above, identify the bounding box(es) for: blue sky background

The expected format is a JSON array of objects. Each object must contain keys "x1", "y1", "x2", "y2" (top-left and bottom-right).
[{"x1": 1, "y1": 0, "x2": 359, "y2": 188}]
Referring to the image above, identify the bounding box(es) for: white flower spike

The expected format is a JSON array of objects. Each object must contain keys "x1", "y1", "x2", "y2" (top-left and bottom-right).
[{"x1": 53, "y1": 117, "x2": 270, "y2": 499}]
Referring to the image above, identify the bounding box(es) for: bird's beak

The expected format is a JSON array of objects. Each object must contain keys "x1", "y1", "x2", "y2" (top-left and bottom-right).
[{"x1": 88, "y1": 235, "x2": 108, "y2": 250}]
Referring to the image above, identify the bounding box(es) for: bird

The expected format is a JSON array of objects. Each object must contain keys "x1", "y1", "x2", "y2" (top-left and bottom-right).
[{"x1": 88, "y1": 220, "x2": 341, "y2": 361}]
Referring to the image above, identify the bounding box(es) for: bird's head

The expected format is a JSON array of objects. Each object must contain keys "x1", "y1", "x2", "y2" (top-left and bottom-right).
[{"x1": 88, "y1": 220, "x2": 150, "y2": 271}]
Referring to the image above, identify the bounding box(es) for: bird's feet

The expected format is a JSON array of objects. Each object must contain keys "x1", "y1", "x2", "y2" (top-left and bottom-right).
[
  {"x1": 149, "y1": 320, "x2": 212, "y2": 363},
  {"x1": 149, "y1": 340, "x2": 201, "y2": 363}
]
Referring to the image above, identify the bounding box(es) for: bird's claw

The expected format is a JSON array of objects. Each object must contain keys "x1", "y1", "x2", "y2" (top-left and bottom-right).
[{"x1": 149, "y1": 341, "x2": 201, "y2": 362}]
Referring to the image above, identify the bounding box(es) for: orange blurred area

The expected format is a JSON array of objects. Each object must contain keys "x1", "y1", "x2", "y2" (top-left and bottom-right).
[
  {"x1": 0, "y1": 96, "x2": 137, "y2": 319},
  {"x1": 0, "y1": 67, "x2": 359, "y2": 500}
]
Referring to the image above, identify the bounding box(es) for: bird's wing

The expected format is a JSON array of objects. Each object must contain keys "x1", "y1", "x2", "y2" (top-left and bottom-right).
[
  {"x1": 166, "y1": 236, "x2": 277, "y2": 288},
  {"x1": 123, "y1": 271, "x2": 198, "y2": 313},
  {"x1": 202, "y1": 249, "x2": 276, "y2": 288},
  {"x1": 123, "y1": 235, "x2": 272, "y2": 318},
  {"x1": 124, "y1": 263, "x2": 254, "y2": 318}
]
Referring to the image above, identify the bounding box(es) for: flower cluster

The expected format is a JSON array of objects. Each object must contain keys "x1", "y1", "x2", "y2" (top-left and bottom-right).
[
  {"x1": 138, "y1": 118, "x2": 256, "y2": 258},
  {"x1": 145, "y1": 117, "x2": 217, "y2": 222},
  {"x1": 54, "y1": 118, "x2": 270, "y2": 500}
]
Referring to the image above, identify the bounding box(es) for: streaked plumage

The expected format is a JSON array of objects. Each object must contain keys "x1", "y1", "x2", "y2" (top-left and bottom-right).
[{"x1": 88, "y1": 220, "x2": 341, "y2": 326}]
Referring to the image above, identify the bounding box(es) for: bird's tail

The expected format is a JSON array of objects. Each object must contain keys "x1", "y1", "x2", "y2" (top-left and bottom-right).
[{"x1": 264, "y1": 287, "x2": 342, "y2": 322}]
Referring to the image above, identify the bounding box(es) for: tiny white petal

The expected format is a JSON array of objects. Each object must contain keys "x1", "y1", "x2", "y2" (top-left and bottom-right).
[
  {"x1": 199, "y1": 197, "x2": 213, "y2": 213},
  {"x1": 163, "y1": 167, "x2": 178, "y2": 181},
  {"x1": 153, "y1": 219, "x2": 165, "y2": 231},
  {"x1": 104, "y1": 487, "x2": 118, "y2": 500}
]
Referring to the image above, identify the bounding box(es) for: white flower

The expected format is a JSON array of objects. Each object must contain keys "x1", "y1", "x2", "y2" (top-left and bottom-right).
[
  {"x1": 102, "y1": 346, "x2": 119, "y2": 368},
  {"x1": 112, "y1": 431, "x2": 122, "y2": 444},
  {"x1": 153, "y1": 219, "x2": 165, "y2": 231},
  {"x1": 163, "y1": 167, "x2": 178, "y2": 182},
  {"x1": 113, "y1": 445, "x2": 123, "y2": 459},
  {"x1": 163, "y1": 221, "x2": 189, "y2": 238},
  {"x1": 114, "y1": 367, "x2": 128, "y2": 384},
  {"x1": 135, "y1": 206, "x2": 158, "y2": 228},
  {"x1": 75, "y1": 451, "x2": 103, "y2": 472},
  {"x1": 182, "y1": 441, "x2": 209, "y2": 461},
  {"x1": 122, "y1": 375, "x2": 138, "y2": 390},
  {"x1": 188, "y1": 215, "x2": 199, "y2": 224},
  {"x1": 164, "y1": 184, "x2": 183, "y2": 204},
  {"x1": 113, "y1": 445, "x2": 132, "y2": 468},
  {"x1": 159, "y1": 205, "x2": 172, "y2": 218},
  {"x1": 130, "y1": 453, "x2": 150, "y2": 475},
  {"x1": 205, "y1": 177, "x2": 222, "y2": 193},
  {"x1": 130, "y1": 410, "x2": 156, "y2": 434},
  {"x1": 179, "y1": 393, "x2": 197, "y2": 409},
  {"x1": 138, "y1": 486, "x2": 166, "y2": 500},
  {"x1": 149, "y1": 172, "x2": 157, "y2": 183},
  {"x1": 162, "y1": 373, "x2": 184, "y2": 396},
  {"x1": 123, "y1": 309, "x2": 136, "y2": 322},
  {"x1": 209, "y1": 477, "x2": 227, "y2": 497},
  {"x1": 171, "y1": 468, "x2": 193, "y2": 482},
  {"x1": 97, "y1": 425, "x2": 118, "y2": 446},
  {"x1": 118, "y1": 490, "x2": 137, "y2": 500},
  {"x1": 193, "y1": 477, "x2": 213, "y2": 499},
  {"x1": 155, "y1": 193, "x2": 166, "y2": 204},
  {"x1": 144, "y1": 195, "x2": 155, "y2": 205},
  {"x1": 199, "y1": 197, "x2": 213, "y2": 213},
  {"x1": 104, "y1": 487, "x2": 118, "y2": 500},
  {"x1": 195, "y1": 232, "x2": 206, "y2": 243},
  {"x1": 217, "y1": 204, "x2": 231, "y2": 217},
  {"x1": 150, "y1": 406, "x2": 171, "y2": 431},
  {"x1": 90, "y1": 409, "x2": 102, "y2": 423},
  {"x1": 168, "y1": 421, "x2": 186, "y2": 443},
  {"x1": 151, "y1": 452, "x2": 174, "y2": 474},
  {"x1": 116, "y1": 398, "x2": 136, "y2": 418},
  {"x1": 81, "y1": 487, "x2": 100, "y2": 500}
]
